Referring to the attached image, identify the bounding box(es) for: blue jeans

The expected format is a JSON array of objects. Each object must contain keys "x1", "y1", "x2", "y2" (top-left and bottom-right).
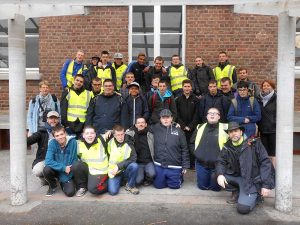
[
  {"x1": 153, "y1": 165, "x2": 183, "y2": 189},
  {"x1": 108, "y1": 162, "x2": 138, "y2": 195},
  {"x1": 136, "y1": 162, "x2": 156, "y2": 185},
  {"x1": 195, "y1": 161, "x2": 220, "y2": 191}
]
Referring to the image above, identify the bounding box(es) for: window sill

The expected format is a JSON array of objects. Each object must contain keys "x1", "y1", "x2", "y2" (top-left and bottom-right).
[{"x1": 0, "y1": 68, "x2": 41, "y2": 80}]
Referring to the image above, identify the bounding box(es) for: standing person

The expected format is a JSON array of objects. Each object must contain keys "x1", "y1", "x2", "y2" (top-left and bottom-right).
[
  {"x1": 148, "y1": 80, "x2": 177, "y2": 124},
  {"x1": 145, "y1": 74, "x2": 160, "y2": 100},
  {"x1": 112, "y1": 53, "x2": 127, "y2": 91},
  {"x1": 27, "y1": 81, "x2": 60, "y2": 136},
  {"x1": 190, "y1": 56, "x2": 214, "y2": 98},
  {"x1": 124, "y1": 52, "x2": 150, "y2": 92},
  {"x1": 60, "y1": 50, "x2": 87, "y2": 89},
  {"x1": 107, "y1": 125, "x2": 139, "y2": 195},
  {"x1": 234, "y1": 68, "x2": 260, "y2": 98},
  {"x1": 96, "y1": 51, "x2": 117, "y2": 90},
  {"x1": 126, "y1": 117, "x2": 156, "y2": 186},
  {"x1": 152, "y1": 109, "x2": 190, "y2": 189},
  {"x1": 43, "y1": 125, "x2": 78, "y2": 197},
  {"x1": 227, "y1": 81, "x2": 261, "y2": 139},
  {"x1": 190, "y1": 108, "x2": 228, "y2": 191},
  {"x1": 84, "y1": 55, "x2": 100, "y2": 91},
  {"x1": 86, "y1": 79, "x2": 126, "y2": 135},
  {"x1": 220, "y1": 77, "x2": 236, "y2": 120},
  {"x1": 123, "y1": 82, "x2": 149, "y2": 127},
  {"x1": 72, "y1": 126, "x2": 109, "y2": 197},
  {"x1": 175, "y1": 79, "x2": 199, "y2": 169},
  {"x1": 27, "y1": 111, "x2": 60, "y2": 185},
  {"x1": 257, "y1": 80, "x2": 277, "y2": 167},
  {"x1": 61, "y1": 74, "x2": 92, "y2": 138},
  {"x1": 90, "y1": 77, "x2": 102, "y2": 97},
  {"x1": 216, "y1": 122, "x2": 275, "y2": 214},
  {"x1": 213, "y1": 51, "x2": 237, "y2": 88},
  {"x1": 168, "y1": 54, "x2": 189, "y2": 98},
  {"x1": 145, "y1": 56, "x2": 168, "y2": 91}
]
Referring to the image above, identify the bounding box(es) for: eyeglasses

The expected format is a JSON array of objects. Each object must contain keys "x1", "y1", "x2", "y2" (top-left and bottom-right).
[
  {"x1": 207, "y1": 112, "x2": 220, "y2": 116},
  {"x1": 238, "y1": 88, "x2": 248, "y2": 92}
]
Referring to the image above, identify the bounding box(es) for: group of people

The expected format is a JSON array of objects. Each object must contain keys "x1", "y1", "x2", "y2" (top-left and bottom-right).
[{"x1": 26, "y1": 50, "x2": 276, "y2": 215}]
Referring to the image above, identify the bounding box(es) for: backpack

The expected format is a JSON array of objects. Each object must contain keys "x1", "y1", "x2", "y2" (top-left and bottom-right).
[
  {"x1": 231, "y1": 96, "x2": 254, "y2": 113},
  {"x1": 151, "y1": 92, "x2": 171, "y2": 112}
]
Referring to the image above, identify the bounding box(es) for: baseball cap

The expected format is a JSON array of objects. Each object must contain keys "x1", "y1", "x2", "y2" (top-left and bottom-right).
[
  {"x1": 127, "y1": 82, "x2": 140, "y2": 89},
  {"x1": 47, "y1": 111, "x2": 60, "y2": 118},
  {"x1": 159, "y1": 109, "x2": 172, "y2": 117},
  {"x1": 114, "y1": 53, "x2": 123, "y2": 59}
]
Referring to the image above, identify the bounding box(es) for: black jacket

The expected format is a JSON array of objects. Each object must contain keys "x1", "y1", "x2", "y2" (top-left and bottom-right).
[
  {"x1": 151, "y1": 123, "x2": 190, "y2": 169},
  {"x1": 257, "y1": 92, "x2": 277, "y2": 134},
  {"x1": 216, "y1": 138, "x2": 275, "y2": 195},
  {"x1": 175, "y1": 94, "x2": 199, "y2": 131},
  {"x1": 189, "y1": 64, "x2": 214, "y2": 96},
  {"x1": 145, "y1": 67, "x2": 169, "y2": 91},
  {"x1": 127, "y1": 62, "x2": 147, "y2": 91}
]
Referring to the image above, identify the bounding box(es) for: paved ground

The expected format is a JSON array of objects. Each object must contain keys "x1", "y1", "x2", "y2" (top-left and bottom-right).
[{"x1": 0, "y1": 150, "x2": 300, "y2": 224}]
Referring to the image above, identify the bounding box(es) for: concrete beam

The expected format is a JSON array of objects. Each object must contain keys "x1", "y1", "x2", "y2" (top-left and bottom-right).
[
  {"x1": 275, "y1": 12, "x2": 296, "y2": 213},
  {"x1": 0, "y1": 4, "x2": 85, "y2": 20},
  {"x1": 8, "y1": 14, "x2": 27, "y2": 206}
]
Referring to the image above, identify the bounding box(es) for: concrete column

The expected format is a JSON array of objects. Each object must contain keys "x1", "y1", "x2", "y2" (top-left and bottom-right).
[
  {"x1": 275, "y1": 12, "x2": 296, "y2": 213},
  {"x1": 8, "y1": 14, "x2": 27, "y2": 205}
]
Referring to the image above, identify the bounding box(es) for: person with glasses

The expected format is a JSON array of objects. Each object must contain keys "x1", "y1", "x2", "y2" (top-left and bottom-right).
[
  {"x1": 91, "y1": 77, "x2": 102, "y2": 97},
  {"x1": 190, "y1": 107, "x2": 228, "y2": 191},
  {"x1": 86, "y1": 79, "x2": 126, "y2": 135},
  {"x1": 227, "y1": 81, "x2": 261, "y2": 139}
]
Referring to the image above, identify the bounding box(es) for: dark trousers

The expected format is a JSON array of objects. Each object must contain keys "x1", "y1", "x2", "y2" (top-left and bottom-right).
[
  {"x1": 184, "y1": 130, "x2": 195, "y2": 168},
  {"x1": 72, "y1": 161, "x2": 108, "y2": 195},
  {"x1": 136, "y1": 162, "x2": 156, "y2": 185},
  {"x1": 195, "y1": 161, "x2": 220, "y2": 191},
  {"x1": 43, "y1": 166, "x2": 76, "y2": 197},
  {"x1": 153, "y1": 165, "x2": 183, "y2": 189}
]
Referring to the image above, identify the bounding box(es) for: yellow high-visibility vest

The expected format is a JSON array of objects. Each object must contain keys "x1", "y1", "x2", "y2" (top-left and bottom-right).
[
  {"x1": 213, "y1": 64, "x2": 235, "y2": 88},
  {"x1": 66, "y1": 60, "x2": 86, "y2": 88},
  {"x1": 107, "y1": 139, "x2": 132, "y2": 178},
  {"x1": 97, "y1": 67, "x2": 113, "y2": 92},
  {"x1": 112, "y1": 63, "x2": 127, "y2": 91},
  {"x1": 66, "y1": 89, "x2": 91, "y2": 122},
  {"x1": 77, "y1": 138, "x2": 108, "y2": 175},
  {"x1": 169, "y1": 65, "x2": 188, "y2": 91},
  {"x1": 195, "y1": 123, "x2": 228, "y2": 150}
]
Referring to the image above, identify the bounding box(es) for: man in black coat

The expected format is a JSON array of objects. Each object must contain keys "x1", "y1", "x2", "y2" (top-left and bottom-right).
[{"x1": 216, "y1": 122, "x2": 275, "y2": 215}]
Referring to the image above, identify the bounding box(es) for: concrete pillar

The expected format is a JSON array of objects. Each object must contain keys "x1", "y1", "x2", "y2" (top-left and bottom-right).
[
  {"x1": 275, "y1": 12, "x2": 296, "y2": 213},
  {"x1": 8, "y1": 14, "x2": 27, "y2": 205}
]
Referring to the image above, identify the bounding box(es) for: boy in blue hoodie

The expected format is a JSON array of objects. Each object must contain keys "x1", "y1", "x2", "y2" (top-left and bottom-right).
[{"x1": 44, "y1": 125, "x2": 78, "y2": 197}]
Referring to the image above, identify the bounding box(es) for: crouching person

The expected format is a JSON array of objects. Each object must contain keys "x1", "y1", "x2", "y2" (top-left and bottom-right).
[
  {"x1": 72, "y1": 126, "x2": 109, "y2": 197},
  {"x1": 43, "y1": 125, "x2": 78, "y2": 197},
  {"x1": 108, "y1": 125, "x2": 139, "y2": 195},
  {"x1": 152, "y1": 109, "x2": 190, "y2": 189},
  {"x1": 216, "y1": 122, "x2": 275, "y2": 214}
]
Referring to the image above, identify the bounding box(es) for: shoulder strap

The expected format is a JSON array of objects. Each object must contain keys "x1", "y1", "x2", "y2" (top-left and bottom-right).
[
  {"x1": 249, "y1": 96, "x2": 254, "y2": 111},
  {"x1": 151, "y1": 92, "x2": 157, "y2": 111},
  {"x1": 31, "y1": 97, "x2": 36, "y2": 104},
  {"x1": 51, "y1": 94, "x2": 58, "y2": 112},
  {"x1": 231, "y1": 98, "x2": 238, "y2": 113}
]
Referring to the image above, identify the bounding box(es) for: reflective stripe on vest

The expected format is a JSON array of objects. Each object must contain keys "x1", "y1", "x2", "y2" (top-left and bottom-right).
[
  {"x1": 213, "y1": 65, "x2": 235, "y2": 88},
  {"x1": 107, "y1": 139, "x2": 132, "y2": 178},
  {"x1": 112, "y1": 63, "x2": 127, "y2": 90},
  {"x1": 169, "y1": 66, "x2": 188, "y2": 91},
  {"x1": 77, "y1": 138, "x2": 108, "y2": 175},
  {"x1": 66, "y1": 60, "x2": 83, "y2": 88},
  {"x1": 195, "y1": 123, "x2": 228, "y2": 150},
  {"x1": 66, "y1": 89, "x2": 91, "y2": 122}
]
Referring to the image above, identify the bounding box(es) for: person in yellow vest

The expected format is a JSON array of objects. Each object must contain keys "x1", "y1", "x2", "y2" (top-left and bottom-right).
[
  {"x1": 112, "y1": 52, "x2": 127, "y2": 91},
  {"x1": 84, "y1": 55, "x2": 100, "y2": 91},
  {"x1": 60, "y1": 50, "x2": 88, "y2": 89},
  {"x1": 167, "y1": 54, "x2": 189, "y2": 98},
  {"x1": 190, "y1": 107, "x2": 228, "y2": 191},
  {"x1": 61, "y1": 74, "x2": 93, "y2": 139},
  {"x1": 213, "y1": 51, "x2": 237, "y2": 88},
  {"x1": 72, "y1": 126, "x2": 109, "y2": 197},
  {"x1": 96, "y1": 50, "x2": 117, "y2": 91},
  {"x1": 107, "y1": 125, "x2": 139, "y2": 195}
]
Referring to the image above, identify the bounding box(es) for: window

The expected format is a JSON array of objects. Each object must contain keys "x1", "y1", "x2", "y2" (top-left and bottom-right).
[
  {"x1": 0, "y1": 18, "x2": 39, "y2": 69},
  {"x1": 130, "y1": 5, "x2": 185, "y2": 66}
]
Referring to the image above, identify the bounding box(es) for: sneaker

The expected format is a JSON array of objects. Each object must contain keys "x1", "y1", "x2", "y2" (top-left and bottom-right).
[
  {"x1": 76, "y1": 188, "x2": 87, "y2": 197},
  {"x1": 143, "y1": 180, "x2": 152, "y2": 186},
  {"x1": 125, "y1": 183, "x2": 139, "y2": 195},
  {"x1": 45, "y1": 186, "x2": 56, "y2": 197},
  {"x1": 226, "y1": 191, "x2": 239, "y2": 204}
]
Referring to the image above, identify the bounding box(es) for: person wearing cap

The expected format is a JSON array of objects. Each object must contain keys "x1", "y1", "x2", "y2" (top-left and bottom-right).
[
  {"x1": 151, "y1": 109, "x2": 190, "y2": 189},
  {"x1": 190, "y1": 107, "x2": 228, "y2": 191},
  {"x1": 227, "y1": 80, "x2": 261, "y2": 139},
  {"x1": 112, "y1": 52, "x2": 128, "y2": 91},
  {"x1": 27, "y1": 111, "x2": 60, "y2": 186},
  {"x1": 60, "y1": 50, "x2": 88, "y2": 89},
  {"x1": 123, "y1": 82, "x2": 149, "y2": 128},
  {"x1": 216, "y1": 121, "x2": 275, "y2": 214},
  {"x1": 84, "y1": 55, "x2": 100, "y2": 91}
]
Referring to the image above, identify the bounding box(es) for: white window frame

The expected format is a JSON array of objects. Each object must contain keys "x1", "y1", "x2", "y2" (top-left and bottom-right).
[{"x1": 128, "y1": 4, "x2": 186, "y2": 65}]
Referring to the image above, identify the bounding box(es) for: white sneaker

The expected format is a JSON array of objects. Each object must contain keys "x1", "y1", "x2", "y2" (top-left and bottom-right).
[{"x1": 76, "y1": 188, "x2": 87, "y2": 197}]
